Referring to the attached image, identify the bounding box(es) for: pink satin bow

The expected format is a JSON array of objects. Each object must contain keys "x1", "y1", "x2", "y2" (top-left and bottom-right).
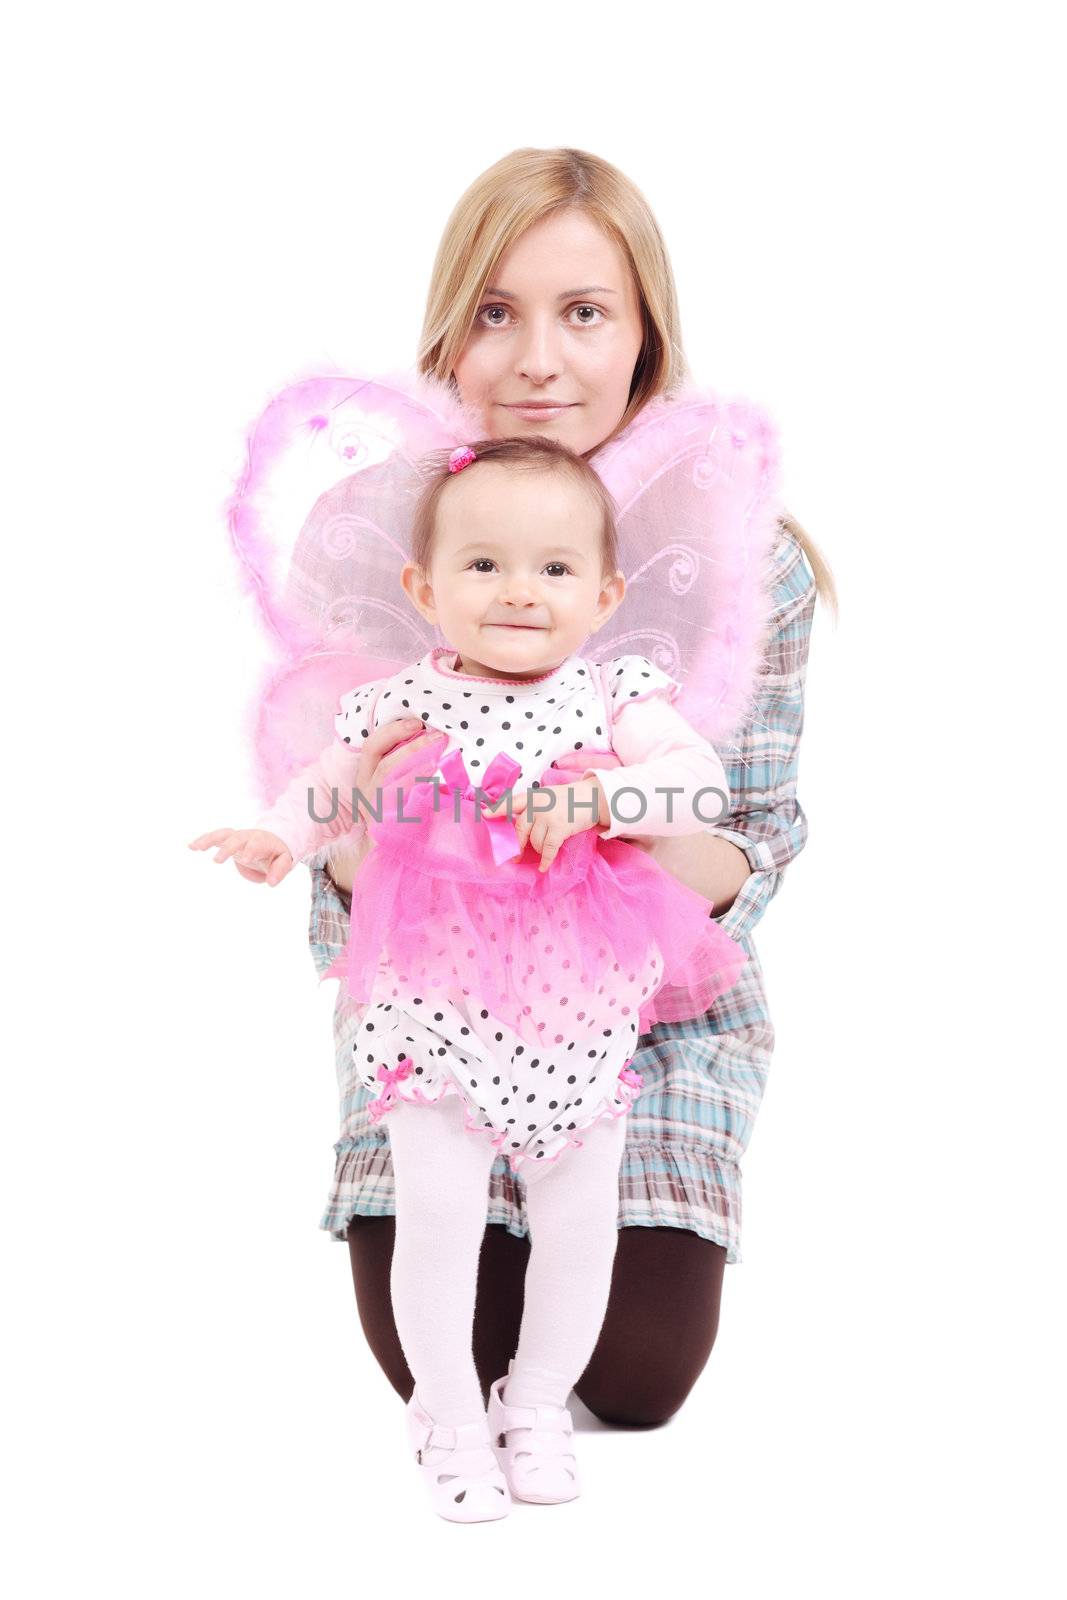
[
  {"x1": 367, "y1": 1055, "x2": 415, "y2": 1122},
  {"x1": 618, "y1": 1066, "x2": 644, "y2": 1091},
  {"x1": 438, "y1": 747, "x2": 524, "y2": 866}
]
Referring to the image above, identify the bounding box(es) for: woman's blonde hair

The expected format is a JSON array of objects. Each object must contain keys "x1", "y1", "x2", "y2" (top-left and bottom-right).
[{"x1": 418, "y1": 146, "x2": 838, "y2": 621}]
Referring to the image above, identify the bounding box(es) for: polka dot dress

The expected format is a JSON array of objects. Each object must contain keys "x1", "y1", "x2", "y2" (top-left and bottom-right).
[{"x1": 343, "y1": 646, "x2": 680, "y2": 1174}]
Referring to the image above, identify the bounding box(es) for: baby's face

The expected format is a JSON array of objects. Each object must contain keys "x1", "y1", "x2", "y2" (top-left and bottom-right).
[{"x1": 408, "y1": 463, "x2": 624, "y2": 680}]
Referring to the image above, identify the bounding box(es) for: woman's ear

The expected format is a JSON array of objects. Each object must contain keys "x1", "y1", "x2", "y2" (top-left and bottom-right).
[{"x1": 400, "y1": 561, "x2": 437, "y2": 624}]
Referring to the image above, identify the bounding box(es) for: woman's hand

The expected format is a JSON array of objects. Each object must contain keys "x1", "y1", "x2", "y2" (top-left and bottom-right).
[
  {"x1": 188, "y1": 827, "x2": 295, "y2": 887},
  {"x1": 324, "y1": 719, "x2": 449, "y2": 896},
  {"x1": 489, "y1": 779, "x2": 608, "y2": 874}
]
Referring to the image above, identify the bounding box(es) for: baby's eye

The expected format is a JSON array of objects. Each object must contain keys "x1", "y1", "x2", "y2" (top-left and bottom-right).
[
  {"x1": 543, "y1": 562, "x2": 570, "y2": 577},
  {"x1": 468, "y1": 559, "x2": 497, "y2": 572}
]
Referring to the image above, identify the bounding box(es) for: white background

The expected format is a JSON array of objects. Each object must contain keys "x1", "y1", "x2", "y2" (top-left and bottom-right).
[{"x1": 4, "y1": 3, "x2": 1063, "y2": 1595}]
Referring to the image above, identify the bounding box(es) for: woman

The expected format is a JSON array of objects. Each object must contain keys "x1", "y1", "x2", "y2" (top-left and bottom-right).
[{"x1": 306, "y1": 147, "x2": 836, "y2": 1425}]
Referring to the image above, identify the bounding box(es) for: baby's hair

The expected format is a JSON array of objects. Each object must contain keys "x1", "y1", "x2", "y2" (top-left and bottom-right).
[{"x1": 409, "y1": 436, "x2": 620, "y2": 579}]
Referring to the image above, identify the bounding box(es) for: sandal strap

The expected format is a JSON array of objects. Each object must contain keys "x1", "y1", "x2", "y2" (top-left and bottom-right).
[
  {"x1": 409, "y1": 1408, "x2": 502, "y2": 1478},
  {"x1": 501, "y1": 1426, "x2": 576, "y2": 1460},
  {"x1": 418, "y1": 1440, "x2": 502, "y2": 1479},
  {"x1": 410, "y1": 1409, "x2": 489, "y2": 1450},
  {"x1": 495, "y1": 1398, "x2": 574, "y2": 1436}
]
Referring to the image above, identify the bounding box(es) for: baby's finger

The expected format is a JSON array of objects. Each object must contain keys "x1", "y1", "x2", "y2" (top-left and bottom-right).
[
  {"x1": 234, "y1": 850, "x2": 269, "y2": 871},
  {"x1": 212, "y1": 836, "x2": 245, "y2": 864},
  {"x1": 515, "y1": 802, "x2": 539, "y2": 851},
  {"x1": 511, "y1": 813, "x2": 531, "y2": 857},
  {"x1": 189, "y1": 829, "x2": 233, "y2": 851},
  {"x1": 537, "y1": 827, "x2": 564, "y2": 873},
  {"x1": 265, "y1": 853, "x2": 293, "y2": 887},
  {"x1": 528, "y1": 816, "x2": 550, "y2": 858}
]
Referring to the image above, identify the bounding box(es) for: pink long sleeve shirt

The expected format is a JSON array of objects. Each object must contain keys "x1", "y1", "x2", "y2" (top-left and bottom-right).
[{"x1": 256, "y1": 652, "x2": 730, "y2": 861}]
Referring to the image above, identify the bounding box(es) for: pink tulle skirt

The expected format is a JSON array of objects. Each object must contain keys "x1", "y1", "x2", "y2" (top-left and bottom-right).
[{"x1": 326, "y1": 763, "x2": 747, "y2": 1045}]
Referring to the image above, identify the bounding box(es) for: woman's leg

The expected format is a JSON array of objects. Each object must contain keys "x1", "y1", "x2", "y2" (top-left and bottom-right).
[
  {"x1": 573, "y1": 1227, "x2": 728, "y2": 1426},
  {"x1": 346, "y1": 1216, "x2": 411, "y2": 1399},
  {"x1": 348, "y1": 1183, "x2": 727, "y2": 1422},
  {"x1": 381, "y1": 1093, "x2": 498, "y2": 1426}
]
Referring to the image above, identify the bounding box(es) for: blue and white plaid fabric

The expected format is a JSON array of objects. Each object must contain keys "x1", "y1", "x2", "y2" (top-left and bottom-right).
[{"x1": 309, "y1": 525, "x2": 817, "y2": 1264}]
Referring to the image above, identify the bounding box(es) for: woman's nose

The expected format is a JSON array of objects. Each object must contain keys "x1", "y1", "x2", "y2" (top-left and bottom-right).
[{"x1": 514, "y1": 316, "x2": 563, "y2": 386}]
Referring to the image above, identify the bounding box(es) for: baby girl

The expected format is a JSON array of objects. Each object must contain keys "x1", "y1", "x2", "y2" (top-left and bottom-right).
[{"x1": 191, "y1": 436, "x2": 745, "y2": 1522}]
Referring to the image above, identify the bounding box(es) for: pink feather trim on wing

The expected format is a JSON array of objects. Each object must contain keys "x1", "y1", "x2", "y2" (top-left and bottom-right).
[
  {"x1": 223, "y1": 367, "x2": 485, "y2": 657},
  {"x1": 589, "y1": 383, "x2": 783, "y2": 748},
  {"x1": 223, "y1": 368, "x2": 785, "y2": 804}
]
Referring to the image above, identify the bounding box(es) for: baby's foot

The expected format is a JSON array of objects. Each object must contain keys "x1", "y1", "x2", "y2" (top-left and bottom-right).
[
  {"x1": 406, "y1": 1391, "x2": 512, "y2": 1523},
  {"x1": 486, "y1": 1372, "x2": 581, "y2": 1504}
]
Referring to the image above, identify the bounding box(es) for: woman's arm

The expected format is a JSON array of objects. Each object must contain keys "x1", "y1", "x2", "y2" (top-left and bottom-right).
[{"x1": 636, "y1": 831, "x2": 753, "y2": 916}]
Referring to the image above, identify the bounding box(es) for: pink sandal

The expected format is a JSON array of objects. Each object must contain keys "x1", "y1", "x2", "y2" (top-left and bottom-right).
[
  {"x1": 406, "y1": 1390, "x2": 512, "y2": 1523},
  {"x1": 487, "y1": 1361, "x2": 581, "y2": 1504}
]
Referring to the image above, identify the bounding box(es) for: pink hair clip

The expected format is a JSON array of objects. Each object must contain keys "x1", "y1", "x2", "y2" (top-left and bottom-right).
[{"x1": 448, "y1": 445, "x2": 477, "y2": 473}]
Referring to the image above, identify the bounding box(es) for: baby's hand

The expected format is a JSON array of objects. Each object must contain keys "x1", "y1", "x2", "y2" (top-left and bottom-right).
[
  {"x1": 188, "y1": 828, "x2": 295, "y2": 887},
  {"x1": 488, "y1": 780, "x2": 607, "y2": 873}
]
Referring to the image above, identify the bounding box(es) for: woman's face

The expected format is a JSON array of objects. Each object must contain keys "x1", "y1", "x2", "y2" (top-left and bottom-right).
[{"x1": 452, "y1": 208, "x2": 645, "y2": 457}]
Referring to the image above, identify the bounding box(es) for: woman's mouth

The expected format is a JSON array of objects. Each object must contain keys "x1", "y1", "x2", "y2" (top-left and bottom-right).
[{"x1": 498, "y1": 402, "x2": 577, "y2": 422}]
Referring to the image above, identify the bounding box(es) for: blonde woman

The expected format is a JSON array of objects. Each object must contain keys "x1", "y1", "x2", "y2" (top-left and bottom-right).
[{"x1": 304, "y1": 148, "x2": 835, "y2": 1428}]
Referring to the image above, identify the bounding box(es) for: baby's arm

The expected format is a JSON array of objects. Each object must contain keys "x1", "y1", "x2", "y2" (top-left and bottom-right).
[
  {"x1": 252, "y1": 735, "x2": 366, "y2": 863},
  {"x1": 252, "y1": 676, "x2": 394, "y2": 861},
  {"x1": 189, "y1": 736, "x2": 366, "y2": 884},
  {"x1": 581, "y1": 658, "x2": 731, "y2": 841},
  {"x1": 584, "y1": 699, "x2": 730, "y2": 840},
  {"x1": 190, "y1": 680, "x2": 389, "y2": 882}
]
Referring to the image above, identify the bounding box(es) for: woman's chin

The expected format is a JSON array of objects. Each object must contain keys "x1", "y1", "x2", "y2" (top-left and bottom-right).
[{"x1": 487, "y1": 409, "x2": 592, "y2": 453}]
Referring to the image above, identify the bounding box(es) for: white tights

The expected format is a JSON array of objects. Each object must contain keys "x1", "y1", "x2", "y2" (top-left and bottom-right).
[{"x1": 386, "y1": 1090, "x2": 628, "y2": 1426}]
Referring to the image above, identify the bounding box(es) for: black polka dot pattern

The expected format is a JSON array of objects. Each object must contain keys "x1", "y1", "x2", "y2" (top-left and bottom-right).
[
  {"x1": 352, "y1": 958, "x2": 653, "y2": 1173},
  {"x1": 335, "y1": 678, "x2": 388, "y2": 744},
  {"x1": 333, "y1": 648, "x2": 685, "y2": 1172},
  {"x1": 334, "y1": 648, "x2": 678, "y2": 789},
  {"x1": 607, "y1": 654, "x2": 683, "y2": 709}
]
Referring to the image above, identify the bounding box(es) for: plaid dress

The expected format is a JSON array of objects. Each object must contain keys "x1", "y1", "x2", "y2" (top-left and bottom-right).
[{"x1": 309, "y1": 524, "x2": 817, "y2": 1264}]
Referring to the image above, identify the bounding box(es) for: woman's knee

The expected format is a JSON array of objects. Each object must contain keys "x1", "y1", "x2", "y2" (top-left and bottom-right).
[
  {"x1": 571, "y1": 1227, "x2": 728, "y2": 1426},
  {"x1": 573, "y1": 1306, "x2": 724, "y2": 1424},
  {"x1": 573, "y1": 1366, "x2": 703, "y2": 1428}
]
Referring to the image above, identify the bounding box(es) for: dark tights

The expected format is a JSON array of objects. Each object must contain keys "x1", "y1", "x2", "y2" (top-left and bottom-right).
[{"x1": 347, "y1": 1217, "x2": 727, "y2": 1427}]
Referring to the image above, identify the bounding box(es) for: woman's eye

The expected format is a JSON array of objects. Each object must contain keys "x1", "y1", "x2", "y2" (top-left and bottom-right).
[{"x1": 476, "y1": 303, "x2": 603, "y2": 328}]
